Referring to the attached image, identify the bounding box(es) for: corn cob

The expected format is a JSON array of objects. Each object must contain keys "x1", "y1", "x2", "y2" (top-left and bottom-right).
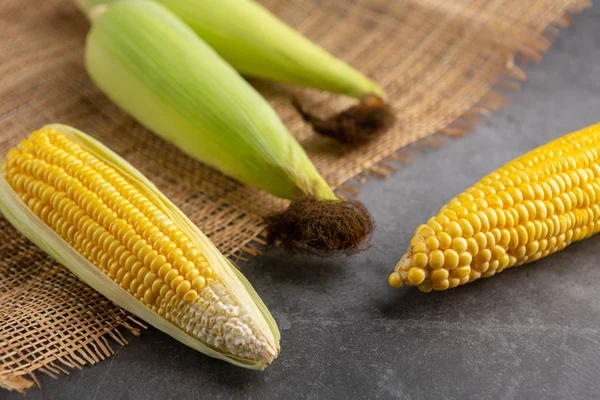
[
  {"x1": 0, "y1": 124, "x2": 279, "y2": 369},
  {"x1": 82, "y1": 0, "x2": 373, "y2": 254},
  {"x1": 75, "y1": 0, "x2": 394, "y2": 145},
  {"x1": 389, "y1": 123, "x2": 600, "y2": 292}
]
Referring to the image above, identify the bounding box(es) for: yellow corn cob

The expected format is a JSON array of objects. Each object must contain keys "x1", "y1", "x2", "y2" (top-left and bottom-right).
[
  {"x1": 0, "y1": 124, "x2": 279, "y2": 369},
  {"x1": 389, "y1": 123, "x2": 600, "y2": 292}
]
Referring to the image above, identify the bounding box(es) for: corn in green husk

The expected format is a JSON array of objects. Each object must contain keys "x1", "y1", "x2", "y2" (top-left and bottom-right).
[
  {"x1": 0, "y1": 124, "x2": 279, "y2": 369},
  {"x1": 83, "y1": 0, "x2": 373, "y2": 253},
  {"x1": 77, "y1": 0, "x2": 383, "y2": 99}
]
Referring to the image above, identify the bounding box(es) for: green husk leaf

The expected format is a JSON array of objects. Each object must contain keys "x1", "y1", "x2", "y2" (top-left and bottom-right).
[
  {"x1": 84, "y1": 0, "x2": 336, "y2": 201},
  {"x1": 76, "y1": 0, "x2": 383, "y2": 98},
  {"x1": 0, "y1": 123, "x2": 280, "y2": 370}
]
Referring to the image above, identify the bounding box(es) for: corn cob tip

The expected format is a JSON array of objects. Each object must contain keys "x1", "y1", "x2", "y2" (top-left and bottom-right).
[
  {"x1": 265, "y1": 195, "x2": 374, "y2": 255},
  {"x1": 292, "y1": 95, "x2": 395, "y2": 145}
]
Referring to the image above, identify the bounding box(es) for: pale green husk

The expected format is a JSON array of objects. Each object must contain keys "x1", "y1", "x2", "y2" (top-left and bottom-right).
[
  {"x1": 77, "y1": 0, "x2": 383, "y2": 98},
  {"x1": 84, "y1": 0, "x2": 336, "y2": 201},
  {"x1": 0, "y1": 124, "x2": 280, "y2": 370}
]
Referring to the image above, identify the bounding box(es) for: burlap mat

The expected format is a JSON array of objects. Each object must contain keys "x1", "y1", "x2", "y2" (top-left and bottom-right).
[{"x1": 0, "y1": 0, "x2": 590, "y2": 392}]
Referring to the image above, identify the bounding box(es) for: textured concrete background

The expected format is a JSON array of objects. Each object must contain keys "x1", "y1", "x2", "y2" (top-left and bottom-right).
[{"x1": 6, "y1": 6, "x2": 600, "y2": 400}]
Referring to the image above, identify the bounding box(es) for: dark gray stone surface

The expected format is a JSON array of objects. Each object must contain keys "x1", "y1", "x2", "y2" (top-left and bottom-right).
[{"x1": 5, "y1": 6, "x2": 600, "y2": 400}]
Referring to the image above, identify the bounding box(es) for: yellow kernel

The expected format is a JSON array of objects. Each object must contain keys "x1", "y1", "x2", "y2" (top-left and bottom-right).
[
  {"x1": 526, "y1": 241, "x2": 540, "y2": 256},
  {"x1": 448, "y1": 278, "x2": 460, "y2": 288},
  {"x1": 537, "y1": 239, "x2": 548, "y2": 253},
  {"x1": 498, "y1": 254, "x2": 510, "y2": 270},
  {"x1": 477, "y1": 211, "x2": 490, "y2": 231},
  {"x1": 437, "y1": 232, "x2": 452, "y2": 250},
  {"x1": 506, "y1": 187, "x2": 523, "y2": 204},
  {"x1": 431, "y1": 269, "x2": 449, "y2": 281},
  {"x1": 458, "y1": 252, "x2": 472, "y2": 266},
  {"x1": 491, "y1": 246, "x2": 505, "y2": 260},
  {"x1": 436, "y1": 214, "x2": 450, "y2": 226},
  {"x1": 418, "y1": 282, "x2": 433, "y2": 293},
  {"x1": 410, "y1": 234, "x2": 425, "y2": 247},
  {"x1": 407, "y1": 267, "x2": 426, "y2": 285},
  {"x1": 428, "y1": 250, "x2": 445, "y2": 269},
  {"x1": 469, "y1": 270, "x2": 481, "y2": 282},
  {"x1": 428, "y1": 220, "x2": 443, "y2": 233},
  {"x1": 473, "y1": 232, "x2": 487, "y2": 250},
  {"x1": 413, "y1": 253, "x2": 428, "y2": 268},
  {"x1": 171, "y1": 275, "x2": 185, "y2": 290},
  {"x1": 466, "y1": 238, "x2": 479, "y2": 256},
  {"x1": 167, "y1": 248, "x2": 184, "y2": 264},
  {"x1": 453, "y1": 206, "x2": 468, "y2": 219},
  {"x1": 453, "y1": 266, "x2": 471, "y2": 278},
  {"x1": 516, "y1": 225, "x2": 528, "y2": 246},
  {"x1": 149, "y1": 255, "x2": 167, "y2": 272},
  {"x1": 432, "y1": 280, "x2": 450, "y2": 291},
  {"x1": 458, "y1": 219, "x2": 474, "y2": 238},
  {"x1": 504, "y1": 210, "x2": 515, "y2": 229},
  {"x1": 183, "y1": 289, "x2": 198, "y2": 303},
  {"x1": 445, "y1": 221, "x2": 462, "y2": 238},
  {"x1": 498, "y1": 230, "x2": 511, "y2": 247},
  {"x1": 151, "y1": 279, "x2": 164, "y2": 294},
  {"x1": 416, "y1": 225, "x2": 435, "y2": 238},
  {"x1": 474, "y1": 198, "x2": 488, "y2": 210},
  {"x1": 175, "y1": 280, "x2": 192, "y2": 297},
  {"x1": 157, "y1": 263, "x2": 173, "y2": 279},
  {"x1": 192, "y1": 275, "x2": 206, "y2": 291},
  {"x1": 143, "y1": 288, "x2": 158, "y2": 305},
  {"x1": 451, "y1": 237, "x2": 468, "y2": 253},
  {"x1": 461, "y1": 200, "x2": 477, "y2": 213},
  {"x1": 475, "y1": 262, "x2": 490, "y2": 273},
  {"x1": 466, "y1": 213, "x2": 482, "y2": 233},
  {"x1": 513, "y1": 246, "x2": 527, "y2": 258},
  {"x1": 498, "y1": 191, "x2": 514, "y2": 207},
  {"x1": 413, "y1": 243, "x2": 428, "y2": 254},
  {"x1": 143, "y1": 272, "x2": 157, "y2": 288},
  {"x1": 185, "y1": 247, "x2": 201, "y2": 262},
  {"x1": 475, "y1": 249, "x2": 492, "y2": 264},
  {"x1": 443, "y1": 249, "x2": 459, "y2": 269},
  {"x1": 201, "y1": 266, "x2": 215, "y2": 278},
  {"x1": 485, "y1": 231, "x2": 496, "y2": 248},
  {"x1": 490, "y1": 228, "x2": 501, "y2": 243},
  {"x1": 388, "y1": 272, "x2": 403, "y2": 288},
  {"x1": 425, "y1": 236, "x2": 440, "y2": 250},
  {"x1": 164, "y1": 268, "x2": 179, "y2": 285},
  {"x1": 179, "y1": 260, "x2": 196, "y2": 275},
  {"x1": 486, "y1": 194, "x2": 503, "y2": 208},
  {"x1": 185, "y1": 268, "x2": 200, "y2": 282}
]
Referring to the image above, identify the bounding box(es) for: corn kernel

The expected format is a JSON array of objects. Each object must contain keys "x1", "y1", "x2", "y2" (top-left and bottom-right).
[
  {"x1": 388, "y1": 272, "x2": 403, "y2": 288},
  {"x1": 413, "y1": 253, "x2": 428, "y2": 268},
  {"x1": 428, "y1": 250, "x2": 445, "y2": 269},
  {"x1": 407, "y1": 267, "x2": 426, "y2": 285},
  {"x1": 425, "y1": 236, "x2": 440, "y2": 251},
  {"x1": 443, "y1": 249, "x2": 459, "y2": 269}
]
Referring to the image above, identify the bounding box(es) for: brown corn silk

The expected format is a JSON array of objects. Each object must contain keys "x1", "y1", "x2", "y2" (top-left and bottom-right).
[{"x1": 0, "y1": 0, "x2": 590, "y2": 393}]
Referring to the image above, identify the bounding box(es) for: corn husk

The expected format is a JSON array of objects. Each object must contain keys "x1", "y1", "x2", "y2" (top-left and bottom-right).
[
  {"x1": 85, "y1": 0, "x2": 336, "y2": 202},
  {"x1": 77, "y1": 0, "x2": 383, "y2": 98},
  {"x1": 0, "y1": 123, "x2": 280, "y2": 370}
]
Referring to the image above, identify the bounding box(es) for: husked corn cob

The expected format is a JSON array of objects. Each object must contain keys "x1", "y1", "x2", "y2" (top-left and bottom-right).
[
  {"x1": 0, "y1": 124, "x2": 279, "y2": 369},
  {"x1": 389, "y1": 123, "x2": 600, "y2": 292}
]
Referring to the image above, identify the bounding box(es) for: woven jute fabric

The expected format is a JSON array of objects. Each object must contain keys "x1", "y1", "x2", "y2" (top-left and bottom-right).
[{"x1": 0, "y1": 0, "x2": 590, "y2": 392}]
